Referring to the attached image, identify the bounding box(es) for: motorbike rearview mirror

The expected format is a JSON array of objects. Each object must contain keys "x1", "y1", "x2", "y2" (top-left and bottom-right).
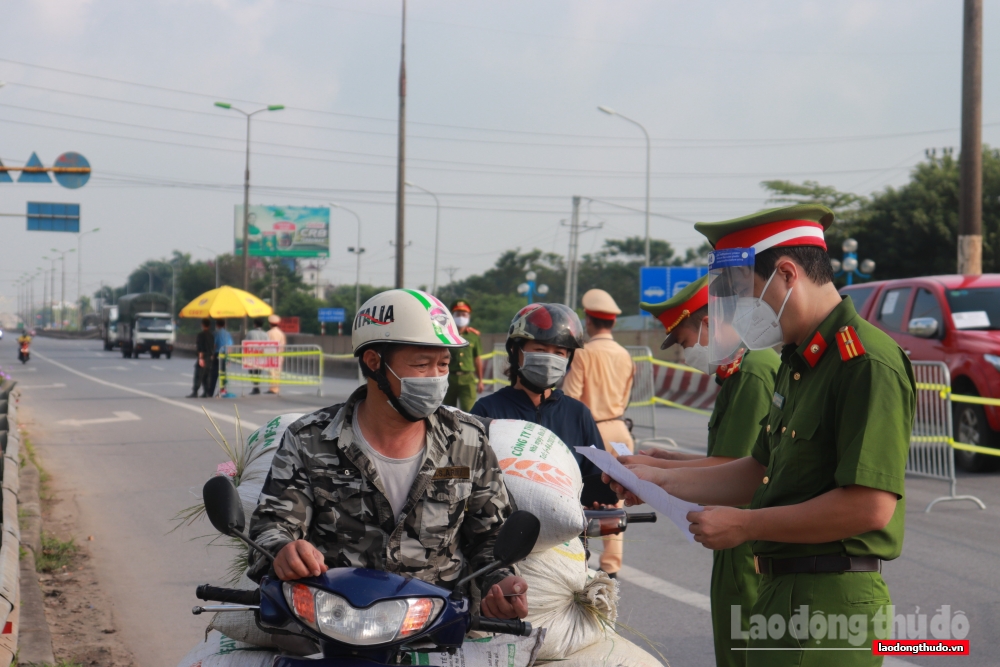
[
  {"x1": 450, "y1": 510, "x2": 540, "y2": 599},
  {"x1": 204, "y1": 475, "x2": 246, "y2": 536},
  {"x1": 493, "y1": 510, "x2": 540, "y2": 566},
  {"x1": 202, "y1": 476, "x2": 274, "y2": 563}
]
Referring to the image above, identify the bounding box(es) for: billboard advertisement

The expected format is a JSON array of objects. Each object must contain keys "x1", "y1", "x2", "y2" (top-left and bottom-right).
[{"x1": 235, "y1": 205, "x2": 330, "y2": 258}]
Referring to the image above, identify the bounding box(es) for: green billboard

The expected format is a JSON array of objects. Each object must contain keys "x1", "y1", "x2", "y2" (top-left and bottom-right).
[{"x1": 235, "y1": 205, "x2": 330, "y2": 258}]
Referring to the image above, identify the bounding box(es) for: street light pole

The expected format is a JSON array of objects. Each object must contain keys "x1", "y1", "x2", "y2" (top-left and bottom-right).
[
  {"x1": 51, "y1": 248, "x2": 74, "y2": 328},
  {"x1": 198, "y1": 245, "x2": 222, "y2": 288},
  {"x1": 404, "y1": 181, "x2": 441, "y2": 294},
  {"x1": 331, "y1": 203, "x2": 365, "y2": 315},
  {"x1": 214, "y1": 102, "x2": 285, "y2": 292},
  {"x1": 77, "y1": 227, "x2": 100, "y2": 329},
  {"x1": 598, "y1": 106, "x2": 651, "y2": 267},
  {"x1": 395, "y1": 0, "x2": 407, "y2": 289}
]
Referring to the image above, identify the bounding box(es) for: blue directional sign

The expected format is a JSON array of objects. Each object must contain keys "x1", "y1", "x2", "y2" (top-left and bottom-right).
[
  {"x1": 27, "y1": 202, "x2": 80, "y2": 232},
  {"x1": 53, "y1": 152, "x2": 91, "y2": 189},
  {"x1": 639, "y1": 266, "x2": 709, "y2": 316},
  {"x1": 318, "y1": 307, "x2": 346, "y2": 323}
]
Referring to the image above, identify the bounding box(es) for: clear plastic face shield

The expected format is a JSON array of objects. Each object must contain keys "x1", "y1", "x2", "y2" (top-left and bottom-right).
[{"x1": 707, "y1": 248, "x2": 756, "y2": 364}]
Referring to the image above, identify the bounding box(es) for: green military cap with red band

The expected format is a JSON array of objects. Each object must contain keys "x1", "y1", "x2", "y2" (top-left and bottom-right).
[{"x1": 640, "y1": 275, "x2": 709, "y2": 349}]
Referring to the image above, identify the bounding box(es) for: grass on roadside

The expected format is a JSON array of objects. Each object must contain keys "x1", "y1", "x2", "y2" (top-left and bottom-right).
[{"x1": 36, "y1": 533, "x2": 78, "y2": 573}]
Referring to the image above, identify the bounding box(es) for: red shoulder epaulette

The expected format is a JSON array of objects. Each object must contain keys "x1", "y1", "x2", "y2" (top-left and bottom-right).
[
  {"x1": 715, "y1": 348, "x2": 745, "y2": 380},
  {"x1": 464, "y1": 327, "x2": 480, "y2": 335},
  {"x1": 835, "y1": 325, "x2": 866, "y2": 361},
  {"x1": 803, "y1": 331, "x2": 827, "y2": 368}
]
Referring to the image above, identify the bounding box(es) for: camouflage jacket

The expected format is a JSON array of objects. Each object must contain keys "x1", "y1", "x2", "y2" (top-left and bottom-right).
[{"x1": 247, "y1": 386, "x2": 515, "y2": 600}]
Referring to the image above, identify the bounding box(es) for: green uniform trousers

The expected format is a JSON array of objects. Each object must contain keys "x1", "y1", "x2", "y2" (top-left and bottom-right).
[
  {"x1": 445, "y1": 373, "x2": 478, "y2": 412},
  {"x1": 711, "y1": 541, "x2": 759, "y2": 667},
  {"x1": 745, "y1": 571, "x2": 890, "y2": 667}
]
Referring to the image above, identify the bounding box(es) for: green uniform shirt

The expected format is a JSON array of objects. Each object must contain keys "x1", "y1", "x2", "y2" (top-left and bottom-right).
[
  {"x1": 749, "y1": 296, "x2": 915, "y2": 561},
  {"x1": 450, "y1": 328, "x2": 482, "y2": 375},
  {"x1": 707, "y1": 349, "x2": 781, "y2": 458}
]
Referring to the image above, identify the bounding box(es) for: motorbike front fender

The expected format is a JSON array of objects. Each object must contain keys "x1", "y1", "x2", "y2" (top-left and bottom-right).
[{"x1": 273, "y1": 656, "x2": 387, "y2": 667}]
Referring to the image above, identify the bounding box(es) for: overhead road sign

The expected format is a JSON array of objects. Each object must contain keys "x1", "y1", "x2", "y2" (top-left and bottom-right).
[
  {"x1": 639, "y1": 266, "x2": 708, "y2": 316},
  {"x1": 0, "y1": 152, "x2": 91, "y2": 188},
  {"x1": 27, "y1": 202, "x2": 80, "y2": 232},
  {"x1": 318, "y1": 307, "x2": 346, "y2": 323}
]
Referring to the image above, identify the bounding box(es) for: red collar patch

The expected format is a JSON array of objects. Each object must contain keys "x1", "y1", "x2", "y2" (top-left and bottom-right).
[
  {"x1": 836, "y1": 325, "x2": 866, "y2": 361},
  {"x1": 802, "y1": 331, "x2": 828, "y2": 368},
  {"x1": 715, "y1": 348, "x2": 746, "y2": 379}
]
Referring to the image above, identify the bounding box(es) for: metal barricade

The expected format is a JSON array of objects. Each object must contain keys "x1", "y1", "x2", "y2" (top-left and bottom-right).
[
  {"x1": 221, "y1": 343, "x2": 324, "y2": 397},
  {"x1": 489, "y1": 343, "x2": 509, "y2": 393},
  {"x1": 625, "y1": 345, "x2": 656, "y2": 439},
  {"x1": 907, "y1": 361, "x2": 984, "y2": 512}
]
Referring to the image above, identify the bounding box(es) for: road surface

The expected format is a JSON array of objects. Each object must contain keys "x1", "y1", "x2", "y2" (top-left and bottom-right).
[{"x1": 14, "y1": 337, "x2": 1000, "y2": 667}]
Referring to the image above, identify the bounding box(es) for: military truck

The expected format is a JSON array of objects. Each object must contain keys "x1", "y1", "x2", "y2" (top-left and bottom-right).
[
  {"x1": 116, "y1": 293, "x2": 175, "y2": 359},
  {"x1": 101, "y1": 304, "x2": 119, "y2": 351}
]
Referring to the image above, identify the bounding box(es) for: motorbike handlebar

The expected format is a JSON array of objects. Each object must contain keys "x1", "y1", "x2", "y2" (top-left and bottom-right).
[
  {"x1": 196, "y1": 584, "x2": 260, "y2": 606},
  {"x1": 626, "y1": 512, "x2": 657, "y2": 524},
  {"x1": 471, "y1": 617, "x2": 533, "y2": 637}
]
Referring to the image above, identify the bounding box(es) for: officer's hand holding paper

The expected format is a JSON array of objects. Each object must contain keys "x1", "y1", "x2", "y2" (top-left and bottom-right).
[{"x1": 575, "y1": 446, "x2": 703, "y2": 543}]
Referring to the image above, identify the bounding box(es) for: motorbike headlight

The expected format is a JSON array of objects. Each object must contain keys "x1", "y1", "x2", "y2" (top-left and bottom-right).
[{"x1": 283, "y1": 583, "x2": 443, "y2": 645}]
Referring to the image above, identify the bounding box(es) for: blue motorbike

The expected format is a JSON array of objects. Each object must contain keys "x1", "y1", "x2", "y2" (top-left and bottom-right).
[{"x1": 194, "y1": 476, "x2": 541, "y2": 667}]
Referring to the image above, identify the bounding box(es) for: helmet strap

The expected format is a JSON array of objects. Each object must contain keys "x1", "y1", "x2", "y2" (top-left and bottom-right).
[{"x1": 358, "y1": 348, "x2": 422, "y2": 422}]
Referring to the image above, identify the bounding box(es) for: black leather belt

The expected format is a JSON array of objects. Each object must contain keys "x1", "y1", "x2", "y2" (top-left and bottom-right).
[{"x1": 754, "y1": 555, "x2": 881, "y2": 576}]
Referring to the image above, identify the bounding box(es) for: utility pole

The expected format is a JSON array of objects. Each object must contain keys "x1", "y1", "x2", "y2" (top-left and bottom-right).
[
  {"x1": 563, "y1": 197, "x2": 580, "y2": 307},
  {"x1": 561, "y1": 197, "x2": 603, "y2": 309},
  {"x1": 958, "y1": 0, "x2": 983, "y2": 275},
  {"x1": 443, "y1": 266, "x2": 460, "y2": 285},
  {"x1": 270, "y1": 262, "x2": 278, "y2": 311},
  {"x1": 394, "y1": 0, "x2": 407, "y2": 289}
]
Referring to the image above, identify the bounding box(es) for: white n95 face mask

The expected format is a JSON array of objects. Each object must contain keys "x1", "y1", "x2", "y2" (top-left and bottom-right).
[
  {"x1": 385, "y1": 363, "x2": 450, "y2": 419},
  {"x1": 682, "y1": 323, "x2": 712, "y2": 374},
  {"x1": 453, "y1": 315, "x2": 470, "y2": 329},
  {"x1": 733, "y1": 269, "x2": 792, "y2": 350}
]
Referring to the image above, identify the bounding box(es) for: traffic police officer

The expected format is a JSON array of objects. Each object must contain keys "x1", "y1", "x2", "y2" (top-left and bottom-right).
[
  {"x1": 564, "y1": 288, "x2": 635, "y2": 576},
  {"x1": 630, "y1": 275, "x2": 779, "y2": 667},
  {"x1": 445, "y1": 300, "x2": 484, "y2": 411},
  {"x1": 607, "y1": 204, "x2": 915, "y2": 666}
]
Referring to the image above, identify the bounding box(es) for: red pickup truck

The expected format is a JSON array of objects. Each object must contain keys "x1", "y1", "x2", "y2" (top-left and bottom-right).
[{"x1": 840, "y1": 274, "x2": 1000, "y2": 472}]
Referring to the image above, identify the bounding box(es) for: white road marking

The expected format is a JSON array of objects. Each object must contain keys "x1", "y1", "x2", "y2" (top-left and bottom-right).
[
  {"x1": 88, "y1": 365, "x2": 130, "y2": 371},
  {"x1": 16, "y1": 383, "x2": 67, "y2": 389},
  {"x1": 617, "y1": 564, "x2": 712, "y2": 612},
  {"x1": 58, "y1": 411, "x2": 141, "y2": 427},
  {"x1": 151, "y1": 365, "x2": 165, "y2": 371},
  {"x1": 36, "y1": 351, "x2": 260, "y2": 430}
]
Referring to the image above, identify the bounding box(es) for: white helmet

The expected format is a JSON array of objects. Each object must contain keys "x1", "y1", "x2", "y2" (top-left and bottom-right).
[{"x1": 352, "y1": 289, "x2": 468, "y2": 356}]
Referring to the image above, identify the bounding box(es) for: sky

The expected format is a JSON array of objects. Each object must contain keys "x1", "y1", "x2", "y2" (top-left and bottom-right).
[{"x1": 1, "y1": 0, "x2": 998, "y2": 312}]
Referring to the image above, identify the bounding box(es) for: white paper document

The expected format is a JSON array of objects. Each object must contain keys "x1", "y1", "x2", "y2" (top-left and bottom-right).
[
  {"x1": 952, "y1": 310, "x2": 991, "y2": 329},
  {"x1": 576, "y1": 446, "x2": 703, "y2": 543},
  {"x1": 608, "y1": 441, "x2": 632, "y2": 457}
]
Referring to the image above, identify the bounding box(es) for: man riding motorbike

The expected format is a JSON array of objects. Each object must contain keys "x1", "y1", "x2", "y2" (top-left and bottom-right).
[
  {"x1": 247, "y1": 289, "x2": 528, "y2": 622},
  {"x1": 17, "y1": 329, "x2": 31, "y2": 364}
]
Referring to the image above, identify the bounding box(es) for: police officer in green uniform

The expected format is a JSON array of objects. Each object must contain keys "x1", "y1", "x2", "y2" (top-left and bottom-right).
[
  {"x1": 607, "y1": 204, "x2": 914, "y2": 667},
  {"x1": 629, "y1": 275, "x2": 779, "y2": 667},
  {"x1": 445, "y1": 300, "x2": 484, "y2": 411}
]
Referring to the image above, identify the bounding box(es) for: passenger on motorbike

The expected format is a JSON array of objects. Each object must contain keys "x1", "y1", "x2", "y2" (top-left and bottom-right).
[{"x1": 248, "y1": 289, "x2": 528, "y2": 621}]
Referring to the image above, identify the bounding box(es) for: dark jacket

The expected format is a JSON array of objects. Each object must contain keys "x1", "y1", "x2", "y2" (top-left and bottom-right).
[
  {"x1": 471, "y1": 386, "x2": 601, "y2": 478},
  {"x1": 196, "y1": 329, "x2": 215, "y2": 356}
]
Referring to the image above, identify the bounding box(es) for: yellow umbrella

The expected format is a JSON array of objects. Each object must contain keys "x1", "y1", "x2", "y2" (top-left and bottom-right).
[{"x1": 178, "y1": 285, "x2": 273, "y2": 319}]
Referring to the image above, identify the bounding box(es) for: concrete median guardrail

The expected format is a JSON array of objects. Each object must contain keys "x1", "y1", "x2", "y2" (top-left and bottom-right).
[{"x1": 0, "y1": 380, "x2": 21, "y2": 665}]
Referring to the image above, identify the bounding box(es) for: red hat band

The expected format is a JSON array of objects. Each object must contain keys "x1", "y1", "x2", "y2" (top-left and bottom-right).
[
  {"x1": 656, "y1": 285, "x2": 709, "y2": 333},
  {"x1": 715, "y1": 219, "x2": 827, "y2": 252}
]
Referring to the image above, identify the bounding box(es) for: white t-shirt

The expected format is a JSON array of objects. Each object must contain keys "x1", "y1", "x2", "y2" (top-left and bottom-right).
[{"x1": 352, "y1": 410, "x2": 426, "y2": 522}]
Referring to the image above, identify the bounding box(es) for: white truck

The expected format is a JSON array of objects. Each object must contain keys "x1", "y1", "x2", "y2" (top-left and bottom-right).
[
  {"x1": 101, "y1": 304, "x2": 119, "y2": 351},
  {"x1": 116, "y1": 293, "x2": 175, "y2": 359}
]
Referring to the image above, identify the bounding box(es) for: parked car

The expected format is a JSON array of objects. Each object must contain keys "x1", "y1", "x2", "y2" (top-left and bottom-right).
[{"x1": 841, "y1": 274, "x2": 1000, "y2": 472}]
